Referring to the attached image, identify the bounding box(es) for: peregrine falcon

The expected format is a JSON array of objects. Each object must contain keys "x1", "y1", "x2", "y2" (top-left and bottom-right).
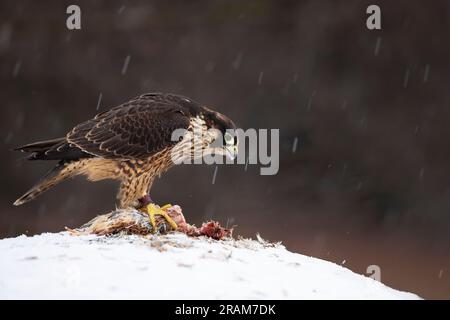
[{"x1": 14, "y1": 93, "x2": 238, "y2": 230}]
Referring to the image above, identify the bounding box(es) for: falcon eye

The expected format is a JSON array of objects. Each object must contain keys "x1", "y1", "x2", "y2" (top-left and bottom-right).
[{"x1": 224, "y1": 132, "x2": 234, "y2": 145}]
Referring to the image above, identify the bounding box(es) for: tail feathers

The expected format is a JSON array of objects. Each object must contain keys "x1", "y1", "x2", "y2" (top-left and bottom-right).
[
  {"x1": 13, "y1": 161, "x2": 78, "y2": 206},
  {"x1": 14, "y1": 138, "x2": 66, "y2": 153},
  {"x1": 14, "y1": 137, "x2": 90, "y2": 161}
]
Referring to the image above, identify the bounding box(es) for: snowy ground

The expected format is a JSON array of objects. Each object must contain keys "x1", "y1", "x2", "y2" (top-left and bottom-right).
[{"x1": 0, "y1": 232, "x2": 420, "y2": 299}]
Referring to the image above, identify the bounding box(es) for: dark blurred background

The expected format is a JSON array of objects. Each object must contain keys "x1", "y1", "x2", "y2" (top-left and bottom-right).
[{"x1": 1, "y1": 0, "x2": 449, "y2": 299}]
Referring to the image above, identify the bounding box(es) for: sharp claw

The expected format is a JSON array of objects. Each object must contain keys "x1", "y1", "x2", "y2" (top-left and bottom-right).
[
  {"x1": 143, "y1": 203, "x2": 178, "y2": 232},
  {"x1": 157, "y1": 207, "x2": 178, "y2": 230}
]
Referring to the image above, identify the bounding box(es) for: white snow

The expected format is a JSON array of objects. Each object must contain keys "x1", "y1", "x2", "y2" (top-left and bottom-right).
[{"x1": 0, "y1": 232, "x2": 420, "y2": 300}]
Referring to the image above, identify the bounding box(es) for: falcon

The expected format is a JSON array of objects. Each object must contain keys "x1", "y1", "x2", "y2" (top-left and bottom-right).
[{"x1": 14, "y1": 93, "x2": 238, "y2": 231}]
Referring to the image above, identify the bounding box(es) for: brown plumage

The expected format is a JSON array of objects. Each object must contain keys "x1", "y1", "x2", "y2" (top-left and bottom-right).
[{"x1": 14, "y1": 93, "x2": 237, "y2": 208}]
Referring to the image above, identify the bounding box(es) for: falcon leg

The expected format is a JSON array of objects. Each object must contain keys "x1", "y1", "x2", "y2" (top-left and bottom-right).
[{"x1": 137, "y1": 195, "x2": 178, "y2": 232}]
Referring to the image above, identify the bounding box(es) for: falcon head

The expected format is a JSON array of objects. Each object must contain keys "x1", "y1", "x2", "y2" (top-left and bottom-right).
[
  {"x1": 200, "y1": 106, "x2": 238, "y2": 160},
  {"x1": 124, "y1": 93, "x2": 239, "y2": 162}
]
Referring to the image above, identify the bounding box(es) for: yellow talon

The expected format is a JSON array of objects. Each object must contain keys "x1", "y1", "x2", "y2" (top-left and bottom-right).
[
  {"x1": 160, "y1": 204, "x2": 172, "y2": 210},
  {"x1": 147, "y1": 204, "x2": 157, "y2": 231},
  {"x1": 143, "y1": 203, "x2": 178, "y2": 232}
]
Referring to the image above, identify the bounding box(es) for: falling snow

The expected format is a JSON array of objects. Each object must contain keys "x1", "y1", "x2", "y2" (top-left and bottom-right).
[
  {"x1": 258, "y1": 71, "x2": 264, "y2": 85},
  {"x1": 292, "y1": 137, "x2": 298, "y2": 153},
  {"x1": 306, "y1": 96, "x2": 313, "y2": 110},
  {"x1": 121, "y1": 55, "x2": 131, "y2": 75},
  {"x1": 212, "y1": 165, "x2": 218, "y2": 184},
  {"x1": 419, "y1": 168, "x2": 425, "y2": 181},
  {"x1": 96, "y1": 92, "x2": 103, "y2": 110},
  {"x1": 12, "y1": 60, "x2": 21, "y2": 78},
  {"x1": 232, "y1": 52, "x2": 243, "y2": 70},
  {"x1": 403, "y1": 68, "x2": 410, "y2": 88},
  {"x1": 117, "y1": 5, "x2": 126, "y2": 14},
  {"x1": 374, "y1": 37, "x2": 381, "y2": 56},
  {"x1": 423, "y1": 64, "x2": 430, "y2": 83}
]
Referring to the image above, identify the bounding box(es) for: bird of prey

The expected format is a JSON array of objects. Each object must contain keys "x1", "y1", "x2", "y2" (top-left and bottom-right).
[{"x1": 14, "y1": 93, "x2": 238, "y2": 230}]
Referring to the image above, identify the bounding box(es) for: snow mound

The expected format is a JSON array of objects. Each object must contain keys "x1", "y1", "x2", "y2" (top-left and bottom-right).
[{"x1": 0, "y1": 232, "x2": 420, "y2": 299}]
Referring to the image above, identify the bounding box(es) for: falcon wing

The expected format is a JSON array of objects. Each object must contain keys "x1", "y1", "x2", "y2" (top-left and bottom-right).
[{"x1": 67, "y1": 99, "x2": 190, "y2": 159}]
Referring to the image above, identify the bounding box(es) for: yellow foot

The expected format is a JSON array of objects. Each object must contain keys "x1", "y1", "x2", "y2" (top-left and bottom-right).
[{"x1": 141, "y1": 203, "x2": 177, "y2": 232}]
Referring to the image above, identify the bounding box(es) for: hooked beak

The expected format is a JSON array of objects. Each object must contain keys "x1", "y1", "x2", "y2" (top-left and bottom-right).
[{"x1": 225, "y1": 145, "x2": 238, "y2": 160}]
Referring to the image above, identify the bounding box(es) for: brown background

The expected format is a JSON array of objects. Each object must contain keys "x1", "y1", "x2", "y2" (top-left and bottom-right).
[{"x1": 1, "y1": 0, "x2": 449, "y2": 299}]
